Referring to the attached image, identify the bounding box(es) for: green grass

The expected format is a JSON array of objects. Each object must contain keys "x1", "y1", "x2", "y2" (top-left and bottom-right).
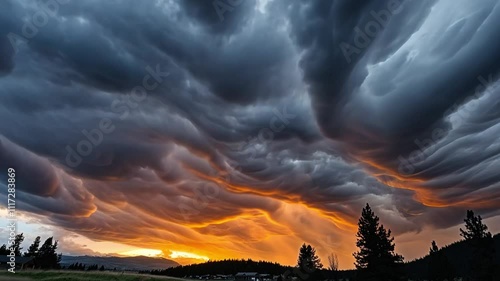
[{"x1": 0, "y1": 270, "x2": 187, "y2": 281}]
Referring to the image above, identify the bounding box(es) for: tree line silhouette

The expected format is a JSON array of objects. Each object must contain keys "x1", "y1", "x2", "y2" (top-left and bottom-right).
[
  {"x1": 149, "y1": 204, "x2": 499, "y2": 281},
  {"x1": 0, "y1": 235, "x2": 61, "y2": 269},
  {"x1": 148, "y1": 259, "x2": 293, "y2": 276},
  {"x1": 1, "y1": 204, "x2": 497, "y2": 280},
  {"x1": 67, "y1": 263, "x2": 106, "y2": 271}
]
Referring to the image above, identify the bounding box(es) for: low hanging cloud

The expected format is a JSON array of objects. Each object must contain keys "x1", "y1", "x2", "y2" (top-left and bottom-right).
[{"x1": 1, "y1": 0, "x2": 500, "y2": 267}]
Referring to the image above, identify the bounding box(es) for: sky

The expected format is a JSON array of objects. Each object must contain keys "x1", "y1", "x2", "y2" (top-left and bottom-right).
[{"x1": 1, "y1": 0, "x2": 500, "y2": 270}]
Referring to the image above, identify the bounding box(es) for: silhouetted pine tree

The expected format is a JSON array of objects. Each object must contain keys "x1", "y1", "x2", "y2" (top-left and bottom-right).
[
  {"x1": 460, "y1": 210, "x2": 495, "y2": 281},
  {"x1": 13, "y1": 233, "x2": 24, "y2": 256},
  {"x1": 87, "y1": 264, "x2": 99, "y2": 271},
  {"x1": 36, "y1": 237, "x2": 61, "y2": 269},
  {"x1": 428, "y1": 240, "x2": 440, "y2": 280},
  {"x1": 428, "y1": 240, "x2": 454, "y2": 281},
  {"x1": 0, "y1": 244, "x2": 9, "y2": 255},
  {"x1": 297, "y1": 244, "x2": 323, "y2": 281},
  {"x1": 297, "y1": 243, "x2": 323, "y2": 271},
  {"x1": 24, "y1": 236, "x2": 41, "y2": 257},
  {"x1": 353, "y1": 203, "x2": 404, "y2": 281}
]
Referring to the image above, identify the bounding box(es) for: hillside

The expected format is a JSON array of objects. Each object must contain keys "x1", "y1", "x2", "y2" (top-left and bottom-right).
[
  {"x1": 150, "y1": 259, "x2": 292, "y2": 276},
  {"x1": 405, "y1": 233, "x2": 500, "y2": 279},
  {"x1": 61, "y1": 255, "x2": 180, "y2": 271},
  {"x1": 149, "y1": 259, "x2": 357, "y2": 279}
]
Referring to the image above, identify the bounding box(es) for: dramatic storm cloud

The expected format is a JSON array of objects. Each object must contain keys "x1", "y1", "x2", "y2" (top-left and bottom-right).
[{"x1": 1, "y1": 0, "x2": 500, "y2": 267}]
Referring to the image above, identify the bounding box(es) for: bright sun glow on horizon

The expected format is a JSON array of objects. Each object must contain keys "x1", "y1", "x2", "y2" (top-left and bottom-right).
[
  {"x1": 120, "y1": 249, "x2": 163, "y2": 257},
  {"x1": 170, "y1": 251, "x2": 210, "y2": 261},
  {"x1": 119, "y1": 248, "x2": 209, "y2": 262}
]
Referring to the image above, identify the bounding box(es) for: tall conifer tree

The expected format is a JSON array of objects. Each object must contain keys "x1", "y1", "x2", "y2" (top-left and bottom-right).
[{"x1": 353, "y1": 204, "x2": 404, "y2": 280}]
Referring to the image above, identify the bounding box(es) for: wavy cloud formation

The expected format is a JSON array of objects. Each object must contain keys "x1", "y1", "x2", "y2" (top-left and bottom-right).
[{"x1": 1, "y1": 0, "x2": 500, "y2": 268}]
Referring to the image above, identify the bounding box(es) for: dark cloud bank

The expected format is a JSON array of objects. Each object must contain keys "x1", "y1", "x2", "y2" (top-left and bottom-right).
[{"x1": 1, "y1": 0, "x2": 500, "y2": 264}]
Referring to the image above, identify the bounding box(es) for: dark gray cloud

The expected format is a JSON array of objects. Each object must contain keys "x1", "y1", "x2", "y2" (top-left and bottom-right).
[
  {"x1": 285, "y1": 0, "x2": 500, "y2": 212},
  {"x1": 0, "y1": 0, "x2": 500, "y2": 265},
  {"x1": 0, "y1": 0, "x2": 19, "y2": 76},
  {"x1": 179, "y1": 0, "x2": 256, "y2": 35}
]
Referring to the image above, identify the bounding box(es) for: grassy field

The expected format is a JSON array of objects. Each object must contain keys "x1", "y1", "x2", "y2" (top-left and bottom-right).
[{"x1": 0, "y1": 270, "x2": 188, "y2": 281}]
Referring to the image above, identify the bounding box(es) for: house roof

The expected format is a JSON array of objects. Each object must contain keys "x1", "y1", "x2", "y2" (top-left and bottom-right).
[
  {"x1": 0, "y1": 256, "x2": 34, "y2": 264},
  {"x1": 235, "y1": 272, "x2": 258, "y2": 277}
]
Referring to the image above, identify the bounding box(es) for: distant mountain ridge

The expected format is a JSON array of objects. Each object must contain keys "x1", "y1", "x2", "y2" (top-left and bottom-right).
[{"x1": 61, "y1": 255, "x2": 180, "y2": 271}]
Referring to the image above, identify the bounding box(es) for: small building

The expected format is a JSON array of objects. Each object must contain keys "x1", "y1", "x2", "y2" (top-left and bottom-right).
[
  {"x1": 235, "y1": 272, "x2": 259, "y2": 281},
  {"x1": 259, "y1": 274, "x2": 272, "y2": 281},
  {"x1": 0, "y1": 256, "x2": 35, "y2": 270}
]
